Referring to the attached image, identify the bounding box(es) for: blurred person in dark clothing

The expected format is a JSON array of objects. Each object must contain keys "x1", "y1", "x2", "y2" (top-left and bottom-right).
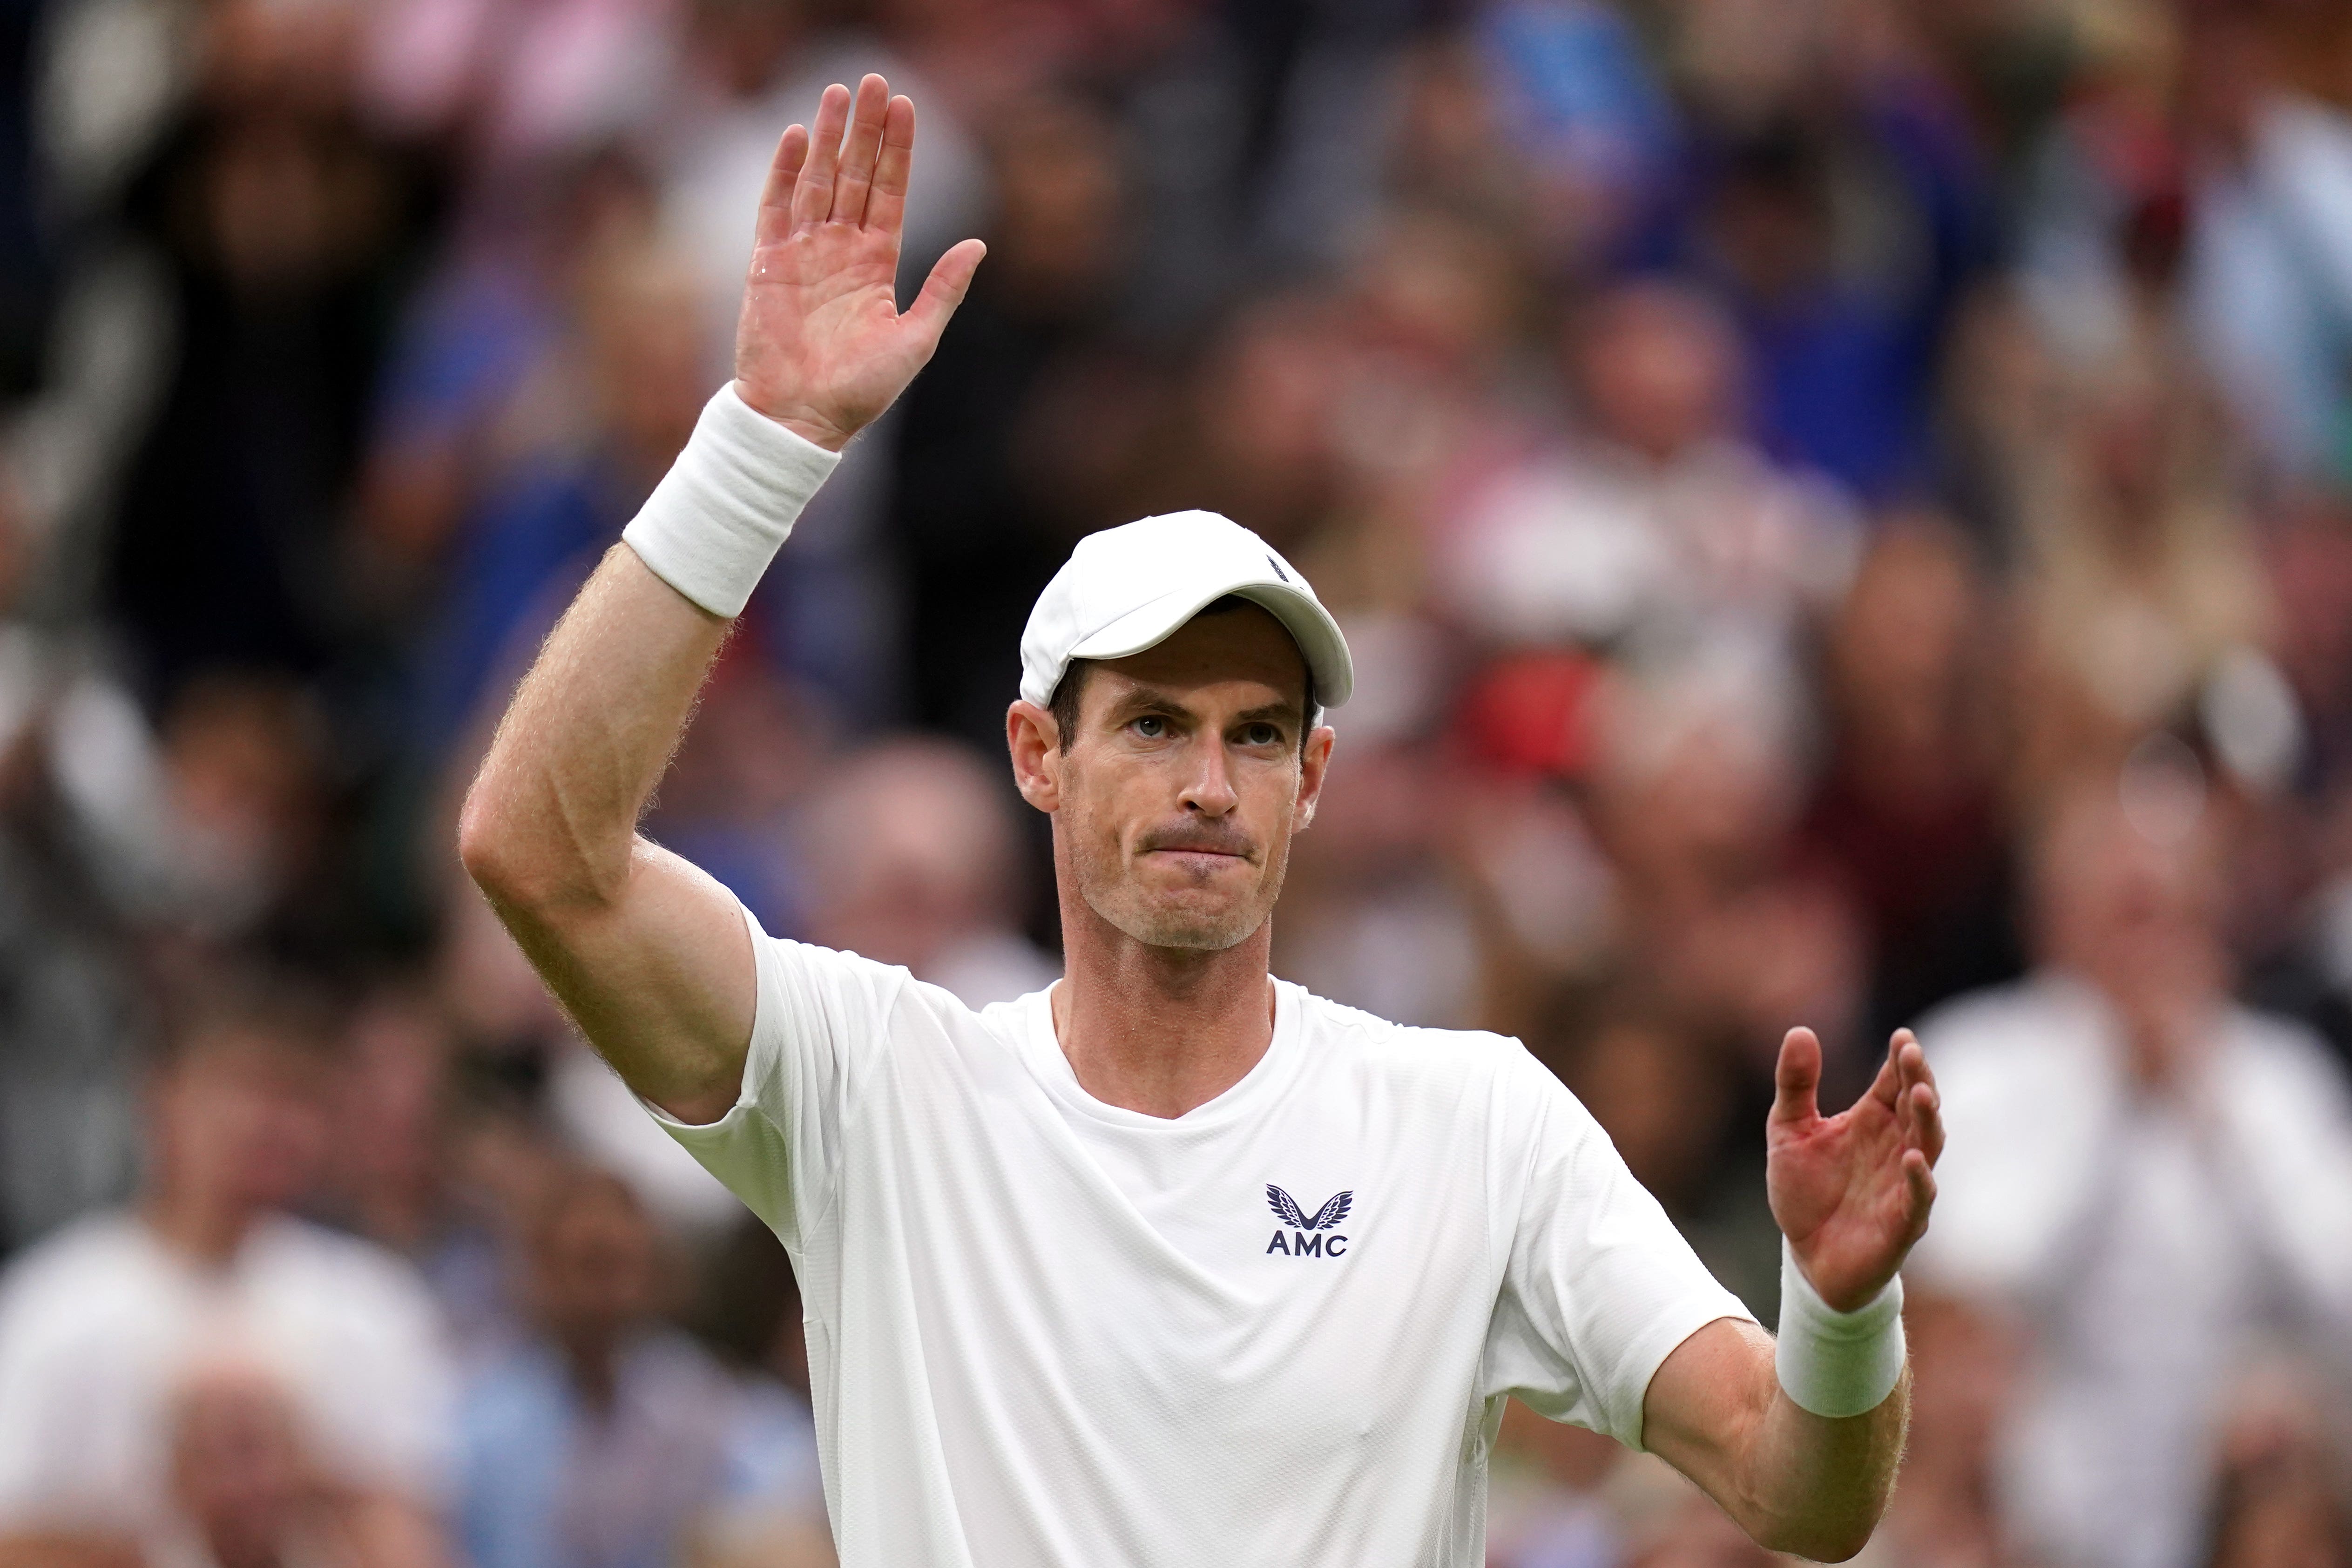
[
  {"x1": 1799, "y1": 515, "x2": 2022, "y2": 1047},
  {"x1": 0, "y1": 469, "x2": 172, "y2": 1250},
  {"x1": 0, "y1": 978, "x2": 454, "y2": 1568},
  {"x1": 1675, "y1": 7, "x2": 1994, "y2": 505},
  {"x1": 105, "y1": 35, "x2": 428, "y2": 693},
  {"x1": 157, "y1": 673, "x2": 335, "y2": 955},
  {"x1": 889, "y1": 90, "x2": 1131, "y2": 752},
  {"x1": 418, "y1": 230, "x2": 711, "y2": 747},
  {"x1": 315, "y1": 983, "x2": 515, "y2": 1358},
  {"x1": 456, "y1": 1170, "x2": 825, "y2": 1568},
  {"x1": 1914, "y1": 774, "x2": 2352, "y2": 1568},
  {"x1": 352, "y1": 151, "x2": 664, "y2": 621}
]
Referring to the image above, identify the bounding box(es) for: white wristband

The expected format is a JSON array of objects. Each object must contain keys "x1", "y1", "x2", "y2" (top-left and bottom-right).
[
  {"x1": 1775, "y1": 1237, "x2": 1906, "y2": 1419},
  {"x1": 621, "y1": 382, "x2": 843, "y2": 618}
]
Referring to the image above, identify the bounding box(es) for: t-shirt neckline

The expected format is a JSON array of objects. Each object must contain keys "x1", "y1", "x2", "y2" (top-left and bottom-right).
[{"x1": 1020, "y1": 975, "x2": 1304, "y2": 1132}]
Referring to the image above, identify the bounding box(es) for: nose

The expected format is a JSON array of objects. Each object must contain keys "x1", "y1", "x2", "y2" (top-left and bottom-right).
[{"x1": 1179, "y1": 736, "x2": 1240, "y2": 818}]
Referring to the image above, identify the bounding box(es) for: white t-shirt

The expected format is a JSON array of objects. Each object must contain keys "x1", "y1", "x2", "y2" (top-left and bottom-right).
[
  {"x1": 1912, "y1": 974, "x2": 2352, "y2": 1568},
  {"x1": 0, "y1": 1213, "x2": 455, "y2": 1536},
  {"x1": 649, "y1": 904, "x2": 1750, "y2": 1568}
]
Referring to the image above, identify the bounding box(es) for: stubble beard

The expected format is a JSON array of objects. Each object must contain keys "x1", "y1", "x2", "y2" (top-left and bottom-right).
[{"x1": 1066, "y1": 819, "x2": 1291, "y2": 954}]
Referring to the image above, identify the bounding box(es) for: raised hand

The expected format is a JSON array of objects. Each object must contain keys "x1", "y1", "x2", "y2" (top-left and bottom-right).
[
  {"x1": 734, "y1": 74, "x2": 987, "y2": 451},
  {"x1": 1766, "y1": 1026, "x2": 1944, "y2": 1312}
]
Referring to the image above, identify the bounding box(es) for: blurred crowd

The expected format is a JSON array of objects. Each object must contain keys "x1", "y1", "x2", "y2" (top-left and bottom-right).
[{"x1": 0, "y1": 0, "x2": 2350, "y2": 1566}]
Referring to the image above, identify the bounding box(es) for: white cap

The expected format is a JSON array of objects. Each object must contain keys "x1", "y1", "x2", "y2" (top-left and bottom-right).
[{"x1": 1019, "y1": 510, "x2": 1353, "y2": 715}]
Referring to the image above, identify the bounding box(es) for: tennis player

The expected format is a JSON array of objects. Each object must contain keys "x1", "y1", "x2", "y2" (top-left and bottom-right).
[{"x1": 460, "y1": 75, "x2": 1945, "y2": 1567}]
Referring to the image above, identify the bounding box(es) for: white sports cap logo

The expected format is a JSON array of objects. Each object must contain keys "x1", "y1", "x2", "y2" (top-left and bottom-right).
[{"x1": 1018, "y1": 509, "x2": 1355, "y2": 715}]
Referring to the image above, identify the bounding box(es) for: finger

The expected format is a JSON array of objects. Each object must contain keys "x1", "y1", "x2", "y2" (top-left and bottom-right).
[
  {"x1": 792, "y1": 83, "x2": 852, "y2": 229},
  {"x1": 1910, "y1": 1080, "x2": 1945, "y2": 1167},
  {"x1": 902, "y1": 237, "x2": 986, "y2": 351},
  {"x1": 865, "y1": 94, "x2": 917, "y2": 237},
  {"x1": 1867, "y1": 1028, "x2": 1909, "y2": 1112},
  {"x1": 831, "y1": 73, "x2": 891, "y2": 227},
  {"x1": 1901, "y1": 1148, "x2": 1937, "y2": 1244},
  {"x1": 753, "y1": 124, "x2": 810, "y2": 250},
  {"x1": 1769, "y1": 1027, "x2": 1823, "y2": 1129}
]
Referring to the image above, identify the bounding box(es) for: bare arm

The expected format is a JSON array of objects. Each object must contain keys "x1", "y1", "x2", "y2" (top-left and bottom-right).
[
  {"x1": 1642, "y1": 1319, "x2": 1909, "y2": 1561},
  {"x1": 1641, "y1": 1027, "x2": 1945, "y2": 1561},
  {"x1": 457, "y1": 75, "x2": 982, "y2": 1123},
  {"x1": 0, "y1": 1534, "x2": 146, "y2": 1568}
]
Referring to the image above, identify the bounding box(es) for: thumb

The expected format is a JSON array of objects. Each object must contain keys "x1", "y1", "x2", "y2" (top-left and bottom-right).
[
  {"x1": 1771, "y1": 1026, "x2": 1823, "y2": 1129},
  {"x1": 903, "y1": 237, "x2": 986, "y2": 352}
]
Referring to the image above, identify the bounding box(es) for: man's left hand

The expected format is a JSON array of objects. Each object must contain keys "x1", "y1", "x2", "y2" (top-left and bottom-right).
[{"x1": 1766, "y1": 1027, "x2": 1945, "y2": 1312}]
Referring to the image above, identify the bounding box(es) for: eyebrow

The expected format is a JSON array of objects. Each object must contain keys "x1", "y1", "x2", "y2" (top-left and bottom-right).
[{"x1": 1105, "y1": 685, "x2": 1305, "y2": 727}]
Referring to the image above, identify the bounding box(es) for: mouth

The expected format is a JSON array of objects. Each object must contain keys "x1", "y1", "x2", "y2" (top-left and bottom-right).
[{"x1": 1139, "y1": 842, "x2": 1254, "y2": 872}]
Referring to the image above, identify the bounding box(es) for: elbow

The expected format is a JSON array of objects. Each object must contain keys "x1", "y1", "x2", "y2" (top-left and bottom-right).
[
  {"x1": 456, "y1": 780, "x2": 610, "y2": 917},
  {"x1": 456, "y1": 784, "x2": 520, "y2": 901},
  {"x1": 1756, "y1": 1514, "x2": 1879, "y2": 1563}
]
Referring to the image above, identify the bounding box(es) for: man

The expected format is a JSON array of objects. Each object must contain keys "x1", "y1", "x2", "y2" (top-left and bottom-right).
[
  {"x1": 1912, "y1": 779, "x2": 2352, "y2": 1568},
  {"x1": 458, "y1": 1170, "x2": 828, "y2": 1568},
  {"x1": 460, "y1": 75, "x2": 1945, "y2": 1566},
  {"x1": 0, "y1": 983, "x2": 453, "y2": 1568}
]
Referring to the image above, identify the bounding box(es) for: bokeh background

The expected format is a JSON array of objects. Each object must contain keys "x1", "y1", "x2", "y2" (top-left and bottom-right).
[{"x1": 0, "y1": 0, "x2": 2349, "y2": 1565}]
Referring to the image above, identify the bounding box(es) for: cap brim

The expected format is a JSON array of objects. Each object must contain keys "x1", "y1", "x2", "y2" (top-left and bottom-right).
[{"x1": 1068, "y1": 581, "x2": 1353, "y2": 710}]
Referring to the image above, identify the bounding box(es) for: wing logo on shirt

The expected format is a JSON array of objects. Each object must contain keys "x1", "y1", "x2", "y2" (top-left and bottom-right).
[{"x1": 1265, "y1": 1186, "x2": 1352, "y2": 1257}]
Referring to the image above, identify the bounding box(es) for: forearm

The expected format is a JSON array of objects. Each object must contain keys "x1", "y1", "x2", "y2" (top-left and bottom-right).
[
  {"x1": 1741, "y1": 1363, "x2": 1910, "y2": 1560},
  {"x1": 1651, "y1": 1318, "x2": 1906, "y2": 1560},
  {"x1": 0, "y1": 1533, "x2": 146, "y2": 1568},
  {"x1": 459, "y1": 545, "x2": 728, "y2": 912},
  {"x1": 458, "y1": 377, "x2": 837, "y2": 909}
]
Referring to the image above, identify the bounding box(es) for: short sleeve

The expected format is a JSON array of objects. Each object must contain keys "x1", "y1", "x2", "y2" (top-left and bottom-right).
[
  {"x1": 643, "y1": 900, "x2": 909, "y2": 1252},
  {"x1": 1481, "y1": 1052, "x2": 1754, "y2": 1451}
]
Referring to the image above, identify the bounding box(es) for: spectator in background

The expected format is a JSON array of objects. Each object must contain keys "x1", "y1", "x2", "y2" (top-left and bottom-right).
[
  {"x1": 2008, "y1": 330, "x2": 2271, "y2": 797},
  {"x1": 105, "y1": 1, "x2": 427, "y2": 691},
  {"x1": 1446, "y1": 278, "x2": 1857, "y2": 666},
  {"x1": 160, "y1": 1351, "x2": 410, "y2": 1568},
  {"x1": 1914, "y1": 774, "x2": 2352, "y2": 1568},
  {"x1": 1800, "y1": 516, "x2": 2021, "y2": 1048},
  {"x1": 457, "y1": 1170, "x2": 824, "y2": 1568},
  {"x1": 888, "y1": 89, "x2": 1134, "y2": 753},
  {"x1": 796, "y1": 736, "x2": 1057, "y2": 1008},
  {"x1": 420, "y1": 226, "x2": 712, "y2": 748},
  {"x1": 0, "y1": 978, "x2": 454, "y2": 1568}
]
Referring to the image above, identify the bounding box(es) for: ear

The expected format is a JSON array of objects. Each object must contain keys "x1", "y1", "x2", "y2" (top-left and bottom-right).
[
  {"x1": 1294, "y1": 724, "x2": 1336, "y2": 830},
  {"x1": 1007, "y1": 699, "x2": 1062, "y2": 813}
]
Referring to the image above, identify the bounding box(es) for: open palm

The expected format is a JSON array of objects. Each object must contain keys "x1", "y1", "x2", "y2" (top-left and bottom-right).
[
  {"x1": 733, "y1": 75, "x2": 987, "y2": 452},
  {"x1": 1766, "y1": 1026, "x2": 1945, "y2": 1312}
]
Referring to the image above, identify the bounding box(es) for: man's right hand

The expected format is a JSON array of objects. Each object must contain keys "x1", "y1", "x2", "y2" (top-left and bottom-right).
[{"x1": 735, "y1": 74, "x2": 986, "y2": 452}]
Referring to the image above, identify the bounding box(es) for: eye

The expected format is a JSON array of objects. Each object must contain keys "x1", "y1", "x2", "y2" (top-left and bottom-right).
[
  {"x1": 1243, "y1": 723, "x2": 1283, "y2": 747},
  {"x1": 1132, "y1": 715, "x2": 1168, "y2": 739}
]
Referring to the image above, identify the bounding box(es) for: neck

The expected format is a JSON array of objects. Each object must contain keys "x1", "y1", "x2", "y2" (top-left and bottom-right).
[
  {"x1": 1052, "y1": 894, "x2": 1277, "y2": 1120},
  {"x1": 144, "y1": 1185, "x2": 256, "y2": 1269}
]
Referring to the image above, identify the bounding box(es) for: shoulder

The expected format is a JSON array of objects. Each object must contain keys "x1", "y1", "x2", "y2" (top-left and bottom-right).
[
  {"x1": 1914, "y1": 976, "x2": 2106, "y2": 1079},
  {"x1": 2224, "y1": 1005, "x2": 2352, "y2": 1112},
  {"x1": 247, "y1": 1218, "x2": 447, "y2": 1335},
  {"x1": 0, "y1": 1214, "x2": 154, "y2": 1330},
  {"x1": 1286, "y1": 985, "x2": 1585, "y2": 1133},
  {"x1": 1291, "y1": 985, "x2": 1532, "y2": 1079}
]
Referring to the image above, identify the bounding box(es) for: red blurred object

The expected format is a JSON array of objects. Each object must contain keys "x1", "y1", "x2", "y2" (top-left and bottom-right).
[{"x1": 1455, "y1": 651, "x2": 1605, "y2": 779}]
